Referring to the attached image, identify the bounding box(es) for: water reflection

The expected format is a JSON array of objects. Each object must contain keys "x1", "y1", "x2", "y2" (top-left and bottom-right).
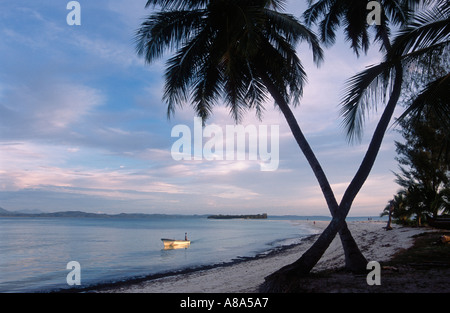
[{"x1": 162, "y1": 243, "x2": 190, "y2": 250}]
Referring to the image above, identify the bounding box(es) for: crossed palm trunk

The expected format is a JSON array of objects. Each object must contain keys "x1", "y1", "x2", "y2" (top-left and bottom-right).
[
  {"x1": 259, "y1": 58, "x2": 403, "y2": 292},
  {"x1": 258, "y1": 70, "x2": 368, "y2": 273}
]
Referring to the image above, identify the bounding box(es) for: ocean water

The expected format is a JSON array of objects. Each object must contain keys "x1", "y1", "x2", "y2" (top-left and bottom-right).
[{"x1": 0, "y1": 216, "x2": 320, "y2": 293}]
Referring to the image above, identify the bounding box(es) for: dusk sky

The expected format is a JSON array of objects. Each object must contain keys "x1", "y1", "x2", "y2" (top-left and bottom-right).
[{"x1": 0, "y1": 1, "x2": 405, "y2": 216}]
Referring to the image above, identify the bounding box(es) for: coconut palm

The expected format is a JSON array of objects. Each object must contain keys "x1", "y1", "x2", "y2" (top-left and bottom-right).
[
  {"x1": 260, "y1": 0, "x2": 423, "y2": 291},
  {"x1": 279, "y1": 0, "x2": 450, "y2": 281},
  {"x1": 381, "y1": 192, "x2": 410, "y2": 226},
  {"x1": 135, "y1": 0, "x2": 368, "y2": 279},
  {"x1": 339, "y1": 0, "x2": 450, "y2": 216}
]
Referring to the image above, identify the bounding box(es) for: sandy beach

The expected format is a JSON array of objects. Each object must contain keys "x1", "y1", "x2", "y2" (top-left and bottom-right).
[{"x1": 95, "y1": 220, "x2": 444, "y2": 293}]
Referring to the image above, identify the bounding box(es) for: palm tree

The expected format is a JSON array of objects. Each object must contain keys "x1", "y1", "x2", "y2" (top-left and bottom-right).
[
  {"x1": 341, "y1": 0, "x2": 450, "y2": 226},
  {"x1": 384, "y1": 200, "x2": 395, "y2": 230},
  {"x1": 295, "y1": 0, "x2": 449, "y2": 270},
  {"x1": 135, "y1": 0, "x2": 368, "y2": 279},
  {"x1": 382, "y1": 193, "x2": 409, "y2": 226},
  {"x1": 260, "y1": 0, "x2": 422, "y2": 291}
]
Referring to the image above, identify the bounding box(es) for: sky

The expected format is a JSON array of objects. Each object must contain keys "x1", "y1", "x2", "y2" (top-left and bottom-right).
[{"x1": 0, "y1": 0, "x2": 406, "y2": 216}]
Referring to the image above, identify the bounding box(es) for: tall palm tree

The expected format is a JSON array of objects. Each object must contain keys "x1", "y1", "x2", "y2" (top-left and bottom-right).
[
  {"x1": 135, "y1": 0, "x2": 368, "y2": 278},
  {"x1": 260, "y1": 0, "x2": 422, "y2": 291}
]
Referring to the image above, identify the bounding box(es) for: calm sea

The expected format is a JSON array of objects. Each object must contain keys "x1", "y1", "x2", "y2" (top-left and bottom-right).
[{"x1": 0, "y1": 215, "x2": 322, "y2": 293}]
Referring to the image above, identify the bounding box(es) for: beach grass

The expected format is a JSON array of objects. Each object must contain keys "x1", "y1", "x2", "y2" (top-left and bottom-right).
[{"x1": 387, "y1": 230, "x2": 450, "y2": 266}]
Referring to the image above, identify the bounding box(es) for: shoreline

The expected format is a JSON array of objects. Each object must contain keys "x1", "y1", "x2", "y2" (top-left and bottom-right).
[
  {"x1": 85, "y1": 220, "x2": 434, "y2": 293},
  {"x1": 57, "y1": 231, "x2": 321, "y2": 293}
]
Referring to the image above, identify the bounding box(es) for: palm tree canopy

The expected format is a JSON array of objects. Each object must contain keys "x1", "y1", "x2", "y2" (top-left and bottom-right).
[
  {"x1": 386, "y1": 0, "x2": 450, "y2": 59},
  {"x1": 389, "y1": 0, "x2": 450, "y2": 131},
  {"x1": 303, "y1": 0, "x2": 422, "y2": 56},
  {"x1": 339, "y1": 0, "x2": 450, "y2": 141},
  {"x1": 135, "y1": 0, "x2": 323, "y2": 122}
]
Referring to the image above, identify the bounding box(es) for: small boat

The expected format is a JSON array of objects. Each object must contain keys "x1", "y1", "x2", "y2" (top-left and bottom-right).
[
  {"x1": 161, "y1": 238, "x2": 191, "y2": 249},
  {"x1": 161, "y1": 232, "x2": 190, "y2": 249}
]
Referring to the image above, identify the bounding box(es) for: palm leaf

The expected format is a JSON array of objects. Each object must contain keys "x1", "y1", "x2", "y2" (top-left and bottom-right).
[
  {"x1": 163, "y1": 25, "x2": 213, "y2": 118},
  {"x1": 145, "y1": 0, "x2": 208, "y2": 10},
  {"x1": 387, "y1": 1, "x2": 450, "y2": 59},
  {"x1": 340, "y1": 61, "x2": 396, "y2": 141},
  {"x1": 135, "y1": 9, "x2": 205, "y2": 64},
  {"x1": 397, "y1": 73, "x2": 450, "y2": 131},
  {"x1": 303, "y1": 0, "x2": 332, "y2": 26},
  {"x1": 268, "y1": 10, "x2": 324, "y2": 65}
]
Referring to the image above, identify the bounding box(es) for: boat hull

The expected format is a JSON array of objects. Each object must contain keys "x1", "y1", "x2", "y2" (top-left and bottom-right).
[{"x1": 161, "y1": 238, "x2": 191, "y2": 249}]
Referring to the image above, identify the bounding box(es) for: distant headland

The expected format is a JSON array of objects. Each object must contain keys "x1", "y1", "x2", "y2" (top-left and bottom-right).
[
  {"x1": 0, "y1": 208, "x2": 201, "y2": 219},
  {"x1": 0, "y1": 208, "x2": 269, "y2": 220},
  {"x1": 207, "y1": 213, "x2": 268, "y2": 220}
]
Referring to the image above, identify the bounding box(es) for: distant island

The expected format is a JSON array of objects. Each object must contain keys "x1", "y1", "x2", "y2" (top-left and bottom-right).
[
  {"x1": 207, "y1": 213, "x2": 268, "y2": 220},
  {"x1": 0, "y1": 208, "x2": 269, "y2": 220},
  {"x1": 0, "y1": 208, "x2": 202, "y2": 219}
]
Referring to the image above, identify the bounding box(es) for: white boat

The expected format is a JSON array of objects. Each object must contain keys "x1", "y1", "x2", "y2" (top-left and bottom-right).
[{"x1": 161, "y1": 238, "x2": 191, "y2": 249}]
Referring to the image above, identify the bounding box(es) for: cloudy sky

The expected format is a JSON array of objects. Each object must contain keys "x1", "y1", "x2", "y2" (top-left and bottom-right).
[{"x1": 0, "y1": 1, "x2": 404, "y2": 216}]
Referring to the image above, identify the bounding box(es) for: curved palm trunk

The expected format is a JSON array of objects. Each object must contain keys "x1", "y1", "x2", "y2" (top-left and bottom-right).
[{"x1": 259, "y1": 71, "x2": 368, "y2": 274}]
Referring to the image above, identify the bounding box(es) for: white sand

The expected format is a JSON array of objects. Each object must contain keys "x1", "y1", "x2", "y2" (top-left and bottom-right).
[{"x1": 99, "y1": 221, "x2": 432, "y2": 293}]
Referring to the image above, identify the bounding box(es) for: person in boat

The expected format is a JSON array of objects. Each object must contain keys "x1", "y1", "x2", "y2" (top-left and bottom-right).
[{"x1": 185, "y1": 232, "x2": 188, "y2": 241}]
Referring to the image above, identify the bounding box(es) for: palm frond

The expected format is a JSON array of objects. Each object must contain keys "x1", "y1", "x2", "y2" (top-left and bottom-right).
[
  {"x1": 343, "y1": 0, "x2": 370, "y2": 56},
  {"x1": 163, "y1": 26, "x2": 213, "y2": 118},
  {"x1": 387, "y1": 2, "x2": 450, "y2": 59},
  {"x1": 303, "y1": 0, "x2": 331, "y2": 26},
  {"x1": 265, "y1": 9, "x2": 324, "y2": 65},
  {"x1": 305, "y1": 0, "x2": 427, "y2": 55},
  {"x1": 257, "y1": 37, "x2": 307, "y2": 106},
  {"x1": 145, "y1": 0, "x2": 208, "y2": 10},
  {"x1": 381, "y1": 0, "x2": 417, "y2": 26},
  {"x1": 319, "y1": 2, "x2": 341, "y2": 47},
  {"x1": 135, "y1": 9, "x2": 205, "y2": 64},
  {"x1": 397, "y1": 73, "x2": 450, "y2": 131},
  {"x1": 340, "y1": 61, "x2": 396, "y2": 141},
  {"x1": 135, "y1": 10, "x2": 204, "y2": 63},
  {"x1": 191, "y1": 61, "x2": 223, "y2": 122},
  {"x1": 264, "y1": 0, "x2": 288, "y2": 11}
]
